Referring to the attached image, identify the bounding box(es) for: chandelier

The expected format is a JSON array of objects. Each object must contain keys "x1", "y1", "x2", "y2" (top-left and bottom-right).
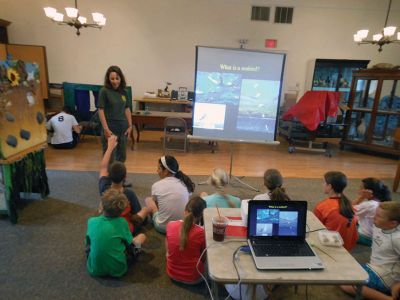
[
  {"x1": 43, "y1": 0, "x2": 106, "y2": 36},
  {"x1": 353, "y1": 0, "x2": 400, "y2": 52}
]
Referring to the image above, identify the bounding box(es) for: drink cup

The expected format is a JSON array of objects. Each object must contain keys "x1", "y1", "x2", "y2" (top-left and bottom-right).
[{"x1": 212, "y1": 216, "x2": 229, "y2": 242}]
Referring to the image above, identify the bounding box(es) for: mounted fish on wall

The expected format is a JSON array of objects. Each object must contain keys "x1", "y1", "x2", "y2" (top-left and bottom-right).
[{"x1": 0, "y1": 60, "x2": 46, "y2": 159}]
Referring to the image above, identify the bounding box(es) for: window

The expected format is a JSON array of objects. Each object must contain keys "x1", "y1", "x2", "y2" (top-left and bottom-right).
[
  {"x1": 251, "y1": 6, "x2": 270, "y2": 21},
  {"x1": 274, "y1": 7, "x2": 294, "y2": 24}
]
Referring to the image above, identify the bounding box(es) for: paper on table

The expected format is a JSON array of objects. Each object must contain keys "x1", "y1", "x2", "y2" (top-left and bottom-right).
[{"x1": 225, "y1": 216, "x2": 247, "y2": 238}]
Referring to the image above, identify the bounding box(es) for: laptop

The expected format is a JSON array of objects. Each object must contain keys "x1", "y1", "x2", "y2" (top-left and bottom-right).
[{"x1": 247, "y1": 200, "x2": 324, "y2": 270}]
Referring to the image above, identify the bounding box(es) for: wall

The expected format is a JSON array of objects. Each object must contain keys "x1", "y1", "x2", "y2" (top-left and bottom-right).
[{"x1": 1, "y1": 0, "x2": 399, "y2": 101}]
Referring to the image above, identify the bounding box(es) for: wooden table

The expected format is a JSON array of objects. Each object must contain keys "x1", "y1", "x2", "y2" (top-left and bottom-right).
[
  {"x1": 204, "y1": 208, "x2": 368, "y2": 299},
  {"x1": 130, "y1": 110, "x2": 192, "y2": 149}
]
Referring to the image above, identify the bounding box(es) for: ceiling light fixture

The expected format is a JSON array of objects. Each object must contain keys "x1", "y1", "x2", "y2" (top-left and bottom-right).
[
  {"x1": 43, "y1": 0, "x2": 106, "y2": 36},
  {"x1": 353, "y1": 0, "x2": 400, "y2": 52}
]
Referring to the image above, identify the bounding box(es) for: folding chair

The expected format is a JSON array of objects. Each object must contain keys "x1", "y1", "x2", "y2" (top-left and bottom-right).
[{"x1": 163, "y1": 117, "x2": 189, "y2": 152}]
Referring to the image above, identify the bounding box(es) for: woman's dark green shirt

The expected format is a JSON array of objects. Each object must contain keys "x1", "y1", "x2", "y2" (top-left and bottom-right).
[{"x1": 98, "y1": 87, "x2": 129, "y2": 121}]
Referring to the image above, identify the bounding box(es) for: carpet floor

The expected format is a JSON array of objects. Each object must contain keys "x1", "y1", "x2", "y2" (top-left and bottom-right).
[{"x1": 0, "y1": 170, "x2": 398, "y2": 300}]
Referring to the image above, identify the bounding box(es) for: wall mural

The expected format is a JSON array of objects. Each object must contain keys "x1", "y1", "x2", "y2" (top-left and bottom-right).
[{"x1": 0, "y1": 60, "x2": 46, "y2": 159}]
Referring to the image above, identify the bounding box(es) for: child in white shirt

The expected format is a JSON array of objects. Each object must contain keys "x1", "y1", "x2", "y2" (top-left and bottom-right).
[
  {"x1": 341, "y1": 201, "x2": 400, "y2": 299},
  {"x1": 241, "y1": 169, "x2": 290, "y2": 225},
  {"x1": 352, "y1": 177, "x2": 391, "y2": 246}
]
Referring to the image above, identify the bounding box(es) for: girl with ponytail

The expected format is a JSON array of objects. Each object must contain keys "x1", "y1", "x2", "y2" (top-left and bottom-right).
[
  {"x1": 254, "y1": 169, "x2": 291, "y2": 201},
  {"x1": 145, "y1": 155, "x2": 195, "y2": 233},
  {"x1": 314, "y1": 171, "x2": 358, "y2": 251},
  {"x1": 241, "y1": 169, "x2": 290, "y2": 224},
  {"x1": 201, "y1": 168, "x2": 241, "y2": 208},
  {"x1": 352, "y1": 177, "x2": 391, "y2": 246},
  {"x1": 166, "y1": 196, "x2": 207, "y2": 284}
]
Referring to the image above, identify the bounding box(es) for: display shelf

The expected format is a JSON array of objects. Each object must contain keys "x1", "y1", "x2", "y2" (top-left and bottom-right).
[
  {"x1": 341, "y1": 68, "x2": 400, "y2": 155},
  {"x1": 45, "y1": 83, "x2": 64, "y2": 113},
  {"x1": 309, "y1": 59, "x2": 370, "y2": 103}
]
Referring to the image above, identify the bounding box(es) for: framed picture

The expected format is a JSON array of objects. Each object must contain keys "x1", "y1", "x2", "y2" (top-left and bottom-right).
[{"x1": 178, "y1": 87, "x2": 188, "y2": 100}]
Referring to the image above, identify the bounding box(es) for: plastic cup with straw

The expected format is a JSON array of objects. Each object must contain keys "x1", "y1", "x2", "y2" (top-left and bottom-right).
[{"x1": 212, "y1": 204, "x2": 228, "y2": 241}]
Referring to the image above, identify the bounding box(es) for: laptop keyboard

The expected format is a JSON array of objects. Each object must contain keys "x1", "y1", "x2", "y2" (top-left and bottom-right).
[{"x1": 252, "y1": 242, "x2": 315, "y2": 257}]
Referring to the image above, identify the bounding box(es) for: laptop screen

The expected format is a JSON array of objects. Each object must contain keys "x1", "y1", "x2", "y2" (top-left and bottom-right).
[{"x1": 247, "y1": 201, "x2": 308, "y2": 240}]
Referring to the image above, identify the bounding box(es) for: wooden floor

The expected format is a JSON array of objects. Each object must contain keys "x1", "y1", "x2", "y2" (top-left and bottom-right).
[{"x1": 44, "y1": 131, "x2": 397, "y2": 180}]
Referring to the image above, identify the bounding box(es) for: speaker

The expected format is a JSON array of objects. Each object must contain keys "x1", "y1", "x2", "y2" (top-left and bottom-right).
[
  {"x1": 171, "y1": 90, "x2": 178, "y2": 100},
  {"x1": 188, "y1": 91, "x2": 194, "y2": 101}
]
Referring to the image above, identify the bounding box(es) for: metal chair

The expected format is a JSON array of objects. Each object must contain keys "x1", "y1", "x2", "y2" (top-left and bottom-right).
[
  {"x1": 163, "y1": 117, "x2": 189, "y2": 152},
  {"x1": 79, "y1": 110, "x2": 100, "y2": 142}
]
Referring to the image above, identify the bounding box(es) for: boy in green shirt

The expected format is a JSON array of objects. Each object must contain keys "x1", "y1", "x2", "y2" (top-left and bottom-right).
[{"x1": 86, "y1": 189, "x2": 146, "y2": 277}]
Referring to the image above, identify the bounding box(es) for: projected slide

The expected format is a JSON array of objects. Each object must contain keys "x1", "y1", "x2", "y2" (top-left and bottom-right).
[{"x1": 193, "y1": 46, "x2": 285, "y2": 143}]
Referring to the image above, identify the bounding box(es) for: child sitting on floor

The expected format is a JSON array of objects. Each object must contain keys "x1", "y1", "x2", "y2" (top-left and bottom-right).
[
  {"x1": 145, "y1": 155, "x2": 195, "y2": 234},
  {"x1": 253, "y1": 168, "x2": 291, "y2": 201},
  {"x1": 314, "y1": 171, "x2": 358, "y2": 251},
  {"x1": 241, "y1": 168, "x2": 291, "y2": 225},
  {"x1": 99, "y1": 135, "x2": 149, "y2": 233},
  {"x1": 165, "y1": 195, "x2": 207, "y2": 284},
  {"x1": 341, "y1": 201, "x2": 400, "y2": 300},
  {"x1": 352, "y1": 177, "x2": 391, "y2": 246},
  {"x1": 201, "y1": 168, "x2": 241, "y2": 208},
  {"x1": 86, "y1": 189, "x2": 146, "y2": 277}
]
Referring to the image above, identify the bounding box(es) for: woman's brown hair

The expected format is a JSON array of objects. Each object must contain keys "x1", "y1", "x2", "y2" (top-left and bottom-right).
[{"x1": 104, "y1": 65, "x2": 127, "y2": 93}]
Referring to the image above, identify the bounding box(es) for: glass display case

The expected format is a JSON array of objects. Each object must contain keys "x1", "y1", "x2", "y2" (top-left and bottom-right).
[
  {"x1": 341, "y1": 68, "x2": 400, "y2": 155},
  {"x1": 311, "y1": 59, "x2": 370, "y2": 102}
]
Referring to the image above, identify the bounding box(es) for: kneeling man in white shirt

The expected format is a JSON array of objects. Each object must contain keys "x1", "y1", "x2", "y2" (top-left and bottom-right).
[{"x1": 46, "y1": 106, "x2": 81, "y2": 149}]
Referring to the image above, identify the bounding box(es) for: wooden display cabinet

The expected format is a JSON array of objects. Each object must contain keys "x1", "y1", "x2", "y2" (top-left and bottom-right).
[
  {"x1": 341, "y1": 68, "x2": 400, "y2": 155},
  {"x1": 308, "y1": 59, "x2": 369, "y2": 103}
]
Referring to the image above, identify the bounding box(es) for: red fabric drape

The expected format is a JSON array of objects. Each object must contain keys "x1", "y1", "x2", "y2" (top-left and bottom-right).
[{"x1": 282, "y1": 91, "x2": 340, "y2": 131}]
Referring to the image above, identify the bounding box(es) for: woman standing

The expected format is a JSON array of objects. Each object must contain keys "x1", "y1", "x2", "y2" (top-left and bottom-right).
[{"x1": 98, "y1": 66, "x2": 132, "y2": 162}]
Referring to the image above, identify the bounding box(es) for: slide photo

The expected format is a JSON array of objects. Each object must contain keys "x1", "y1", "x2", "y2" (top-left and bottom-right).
[
  {"x1": 236, "y1": 79, "x2": 280, "y2": 133},
  {"x1": 195, "y1": 71, "x2": 242, "y2": 105},
  {"x1": 256, "y1": 223, "x2": 273, "y2": 236},
  {"x1": 278, "y1": 211, "x2": 298, "y2": 236},
  {"x1": 193, "y1": 102, "x2": 226, "y2": 130},
  {"x1": 256, "y1": 209, "x2": 279, "y2": 223}
]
